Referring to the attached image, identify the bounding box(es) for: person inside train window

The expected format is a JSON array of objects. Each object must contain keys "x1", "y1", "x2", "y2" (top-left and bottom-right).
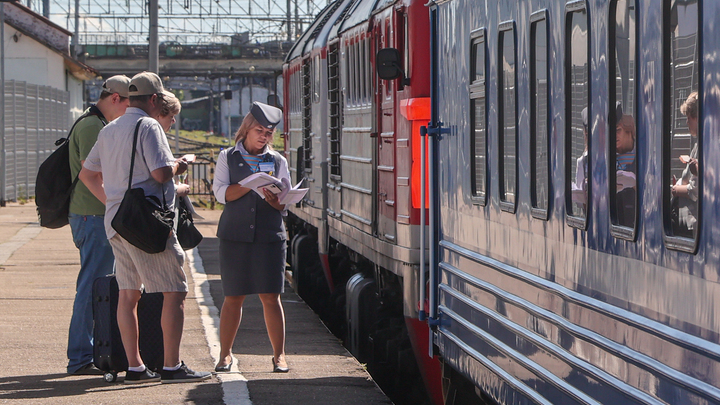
[
  {"x1": 571, "y1": 107, "x2": 589, "y2": 206},
  {"x1": 615, "y1": 111, "x2": 636, "y2": 227},
  {"x1": 670, "y1": 92, "x2": 699, "y2": 237},
  {"x1": 211, "y1": 101, "x2": 291, "y2": 373}
]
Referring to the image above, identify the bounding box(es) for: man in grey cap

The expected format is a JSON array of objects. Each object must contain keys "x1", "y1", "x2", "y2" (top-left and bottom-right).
[
  {"x1": 80, "y1": 72, "x2": 210, "y2": 384},
  {"x1": 67, "y1": 75, "x2": 130, "y2": 375}
]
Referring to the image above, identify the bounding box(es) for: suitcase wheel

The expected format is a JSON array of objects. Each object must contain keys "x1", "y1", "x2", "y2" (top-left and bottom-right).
[{"x1": 103, "y1": 372, "x2": 117, "y2": 383}]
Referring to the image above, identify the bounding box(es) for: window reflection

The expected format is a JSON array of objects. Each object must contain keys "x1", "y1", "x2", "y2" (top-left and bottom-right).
[
  {"x1": 531, "y1": 18, "x2": 549, "y2": 212},
  {"x1": 667, "y1": 0, "x2": 699, "y2": 239},
  {"x1": 612, "y1": 0, "x2": 637, "y2": 229},
  {"x1": 567, "y1": 9, "x2": 589, "y2": 220},
  {"x1": 471, "y1": 38, "x2": 487, "y2": 200},
  {"x1": 500, "y1": 29, "x2": 516, "y2": 206}
]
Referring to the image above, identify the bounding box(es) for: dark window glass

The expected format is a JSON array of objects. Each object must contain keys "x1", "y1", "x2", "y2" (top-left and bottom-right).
[
  {"x1": 666, "y1": 0, "x2": 700, "y2": 242},
  {"x1": 531, "y1": 18, "x2": 549, "y2": 214},
  {"x1": 499, "y1": 28, "x2": 517, "y2": 208},
  {"x1": 566, "y1": 8, "x2": 589, "y2": 222},
  {"x1": 470, "y1": 35, "x2": 487, "y2": 201},
  {"x1": 610, "y1": 0, "x2": 638, "y2": 232}
]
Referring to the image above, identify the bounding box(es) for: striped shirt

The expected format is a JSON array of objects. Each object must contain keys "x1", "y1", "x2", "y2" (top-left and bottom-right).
[
  {"x1": 617, "y1": 149, "x2": 635, "y2": 171},
  {"x1": 242, "y1": 154, "x2": 263, "y2": 173}
]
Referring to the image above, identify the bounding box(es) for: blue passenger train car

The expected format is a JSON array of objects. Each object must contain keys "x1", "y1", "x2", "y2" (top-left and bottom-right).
[{"x1": 425, "y1": 0, "x2": 720, "y2": 403}]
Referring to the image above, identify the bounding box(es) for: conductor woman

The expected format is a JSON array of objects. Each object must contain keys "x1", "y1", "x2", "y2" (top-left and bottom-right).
[{"x1": 211, "y1": 102, "x2": 290, "y2": 373}]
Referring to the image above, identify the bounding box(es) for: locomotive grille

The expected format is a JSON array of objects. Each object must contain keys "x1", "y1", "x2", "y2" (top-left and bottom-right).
[
  {"x1": 328, "y1": 43, "x2": 342, "y2": 179},
  {"x1": 302, "y1": 61, "x2": 312, "y2": 170}
]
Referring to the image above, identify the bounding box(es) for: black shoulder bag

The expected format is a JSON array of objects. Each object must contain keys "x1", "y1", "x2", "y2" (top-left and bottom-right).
[
  {"x1": 111, "y1": 119, "x2": 175, "y2": 253},
  {"x1": 176, "y1": 196, "x2": 203, "y2": 250}
]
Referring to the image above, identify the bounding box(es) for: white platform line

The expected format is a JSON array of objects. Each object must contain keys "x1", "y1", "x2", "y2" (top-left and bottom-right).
[
  {"x1": 187, "y1": 248, "x2": 252, "y2": 405},
  {"x1": 0, "y1": 224, "x2": 42, "y2": 265}
]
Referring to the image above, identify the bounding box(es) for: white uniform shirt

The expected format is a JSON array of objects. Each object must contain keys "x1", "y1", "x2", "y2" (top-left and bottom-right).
[
  {"x1": 84, "y1": 107, "x2": 176, "y2": 239},
  {"x1": 212, "y1": 141, "x2": 290, "y2": 205}
]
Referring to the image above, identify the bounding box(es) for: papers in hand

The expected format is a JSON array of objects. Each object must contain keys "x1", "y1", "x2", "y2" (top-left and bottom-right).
[
  {"x1": 239, "y1": 172, "x2": 283, "y2": 199},
  {"x1": 616, "y1": 170, "x2": 636, "y2": 192},
  {"x1": 239, "y1": 173, "x2": 308, "y2": 205},
  {"x1": 277, "y1": 177, "x2": 308, "y2": 205}
]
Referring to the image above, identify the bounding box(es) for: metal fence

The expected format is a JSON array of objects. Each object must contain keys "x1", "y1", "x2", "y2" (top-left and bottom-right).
[
  {"x1": 2, "y1": 81, "x2": 70, "y2": 203},
  {"x1": 184, "y1": 156, "x2": 216, "y2": 209}
]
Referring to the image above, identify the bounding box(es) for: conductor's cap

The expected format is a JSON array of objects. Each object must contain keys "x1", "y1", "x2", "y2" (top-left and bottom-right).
[{"x1": 250, "y1": 102, "x2": 282, "y2": 130}]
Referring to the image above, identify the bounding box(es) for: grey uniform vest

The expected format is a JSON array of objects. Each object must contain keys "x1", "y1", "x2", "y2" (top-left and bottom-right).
[{"x1": 216, "y1": 147, "x2": 286, "y2": 243}]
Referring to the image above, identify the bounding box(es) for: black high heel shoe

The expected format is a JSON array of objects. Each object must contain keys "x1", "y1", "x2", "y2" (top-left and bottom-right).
[
  {"x1": 272, "y1": 357, "x2": 289, "y2": 373},
  {"x1": 215, "y1": 357, "x2": 233, "y2": 373}
]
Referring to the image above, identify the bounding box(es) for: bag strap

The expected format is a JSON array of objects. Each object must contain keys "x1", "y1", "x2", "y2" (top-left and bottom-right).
[
  {"x1": 58, "y1": 106, "x2": 104, "y2": 146},
  {"x1": 127, "y1": 119, "x2": 144, "y2": 190},
  {"x1": 65, "y1": 106, "x2": 105, "y2": 191},
  {"x1": 127, "y1": 118, "x2": 167, "y2": 207}
]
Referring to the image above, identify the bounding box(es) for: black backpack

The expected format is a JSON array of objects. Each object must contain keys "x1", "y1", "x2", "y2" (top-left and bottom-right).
[{"x1": 36, "y1": 108, "x2": 103, "y2": 228}]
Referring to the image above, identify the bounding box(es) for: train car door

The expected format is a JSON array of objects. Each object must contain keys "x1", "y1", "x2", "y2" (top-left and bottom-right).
[{"x1": 374, "y1": 10, "x2": 397, "y2": 243}]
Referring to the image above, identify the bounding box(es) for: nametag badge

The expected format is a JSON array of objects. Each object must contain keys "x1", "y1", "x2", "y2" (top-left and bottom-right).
[{"x1": 258, "y1": 162, "x2": 274, "y2": 173}]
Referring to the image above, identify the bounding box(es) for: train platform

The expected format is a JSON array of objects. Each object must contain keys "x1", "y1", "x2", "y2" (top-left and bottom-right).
[{"x1": 0, "y1": 201, "x2": 392, "y2": 405}]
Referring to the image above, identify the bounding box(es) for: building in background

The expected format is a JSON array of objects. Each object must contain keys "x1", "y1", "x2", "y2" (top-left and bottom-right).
[{"x1": 1, "y1": 1, "x2": 97, "y2": 204}]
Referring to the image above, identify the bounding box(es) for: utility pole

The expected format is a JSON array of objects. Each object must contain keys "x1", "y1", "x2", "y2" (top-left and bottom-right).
[
  {"x1": 286, "y1": 0, "x2": 291, "y2": 42},
  {"x1": 71, "y1": 0, "x2": 79, "y2": 56},
  {"x1": 1, "y1": 2, "x2": 6, "y2": 206},
  {"x1": 148, "y1": 0, "x2": 158, "y2": 73}
]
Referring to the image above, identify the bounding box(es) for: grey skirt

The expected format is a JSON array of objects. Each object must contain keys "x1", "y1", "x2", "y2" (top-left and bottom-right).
[{"x1": 219, "y1": 239, "x2": 286, "y2": 296}]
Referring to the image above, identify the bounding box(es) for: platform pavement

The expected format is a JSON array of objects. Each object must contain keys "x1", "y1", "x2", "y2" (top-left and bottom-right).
[{"x1": 0, "y1": 201, "x2": 392, "y2": 405}]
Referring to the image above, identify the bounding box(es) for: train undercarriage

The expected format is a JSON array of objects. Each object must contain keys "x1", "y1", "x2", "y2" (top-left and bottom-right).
[{"x1": 286, "y1": 213, "x2": 433, "y2": 405}]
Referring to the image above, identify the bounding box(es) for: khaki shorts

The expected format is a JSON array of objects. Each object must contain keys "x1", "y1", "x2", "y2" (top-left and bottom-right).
[{"x1": 109, "y1": 233, "x2": 188, "y2": 293}]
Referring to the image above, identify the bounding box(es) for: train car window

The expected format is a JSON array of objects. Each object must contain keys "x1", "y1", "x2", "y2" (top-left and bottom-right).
[
  {"x1": 340, "y1": 42, "x2": 350, "y2": 107},
  {"x1": 403, "y1": 16, "x2": 410, "y2": 81},
  {"x1": 609, "y1": 0, "x2": 638, "y2": 239},
  {"x1": 348, "y1": 42, "x2": 358, "y2": 106},
  {"x1": 663, "y1": 0, "x2": 700, "y2": 251},
  {"x1": 356, "y1": 41, "x2": 363, "y2": 104},
  {"x1": 530, "y1": 13, "x2": 550, "y2": 219},
  {"x1": 363, "y1": 41, "x2": 368, "y2": 102},
  {"x1": 313, "y1": 55, "x2": 321, "y2": 104},
  {"x1": 498, "y1": 23, "x2": 517, "y2": 212},
  {"x1": 565, "y1": 3, "x2": 589, "y2": 228},
  {"x1": 366, "y1": 39, "x2": 373, "y2": 102},
  {"x1": 470, "y1": 29, "x2": 487, "y2": 205},
  {"x1": 357, "y1": 41, "x2": 364, "y2": 104},
  {"x1": 385, "y1": 19, "x2": 393, "y2": 99}
]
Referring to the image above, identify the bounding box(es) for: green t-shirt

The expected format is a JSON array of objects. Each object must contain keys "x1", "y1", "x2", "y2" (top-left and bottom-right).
[{"x1": 69, "y1": 108, "x2": 108, "y2": 215}]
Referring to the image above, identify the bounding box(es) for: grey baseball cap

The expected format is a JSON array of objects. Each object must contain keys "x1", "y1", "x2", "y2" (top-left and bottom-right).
[
  {"x1": 101, "y1": 75, "x2": 131, "y2": 98},
  {"x1": 128, "y1": 72, "x2": 164, "y2": 97}
]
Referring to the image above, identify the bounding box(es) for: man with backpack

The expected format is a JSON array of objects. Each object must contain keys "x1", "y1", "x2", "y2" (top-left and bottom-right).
[{"x1": 66, "y1": 75, "x2": 131, "y2": 375}]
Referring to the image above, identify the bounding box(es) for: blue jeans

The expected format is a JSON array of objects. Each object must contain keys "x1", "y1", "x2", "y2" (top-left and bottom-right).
[{"x1": 67, "y1": 214, "x2": 114, "y2": 373}]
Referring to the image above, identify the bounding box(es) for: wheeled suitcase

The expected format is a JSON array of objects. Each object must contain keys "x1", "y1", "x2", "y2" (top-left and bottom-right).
[{"x1": 92, "y1": 274, "x2": 164, "y2": 382}]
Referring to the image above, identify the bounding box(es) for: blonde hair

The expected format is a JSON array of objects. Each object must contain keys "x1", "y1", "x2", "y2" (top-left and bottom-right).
[
  {"x1": 234, "y1": 111, "x2": 274, "y2": 151},
  {"x1": 617, "y1": 114, "x2": 635, "y2": 141},
  {"x1": 680, "y1": 91, "x2": 698, "y2": 119},
  {"x1": 160, "y1": 90, "x2": 181, "y2": 118}
]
